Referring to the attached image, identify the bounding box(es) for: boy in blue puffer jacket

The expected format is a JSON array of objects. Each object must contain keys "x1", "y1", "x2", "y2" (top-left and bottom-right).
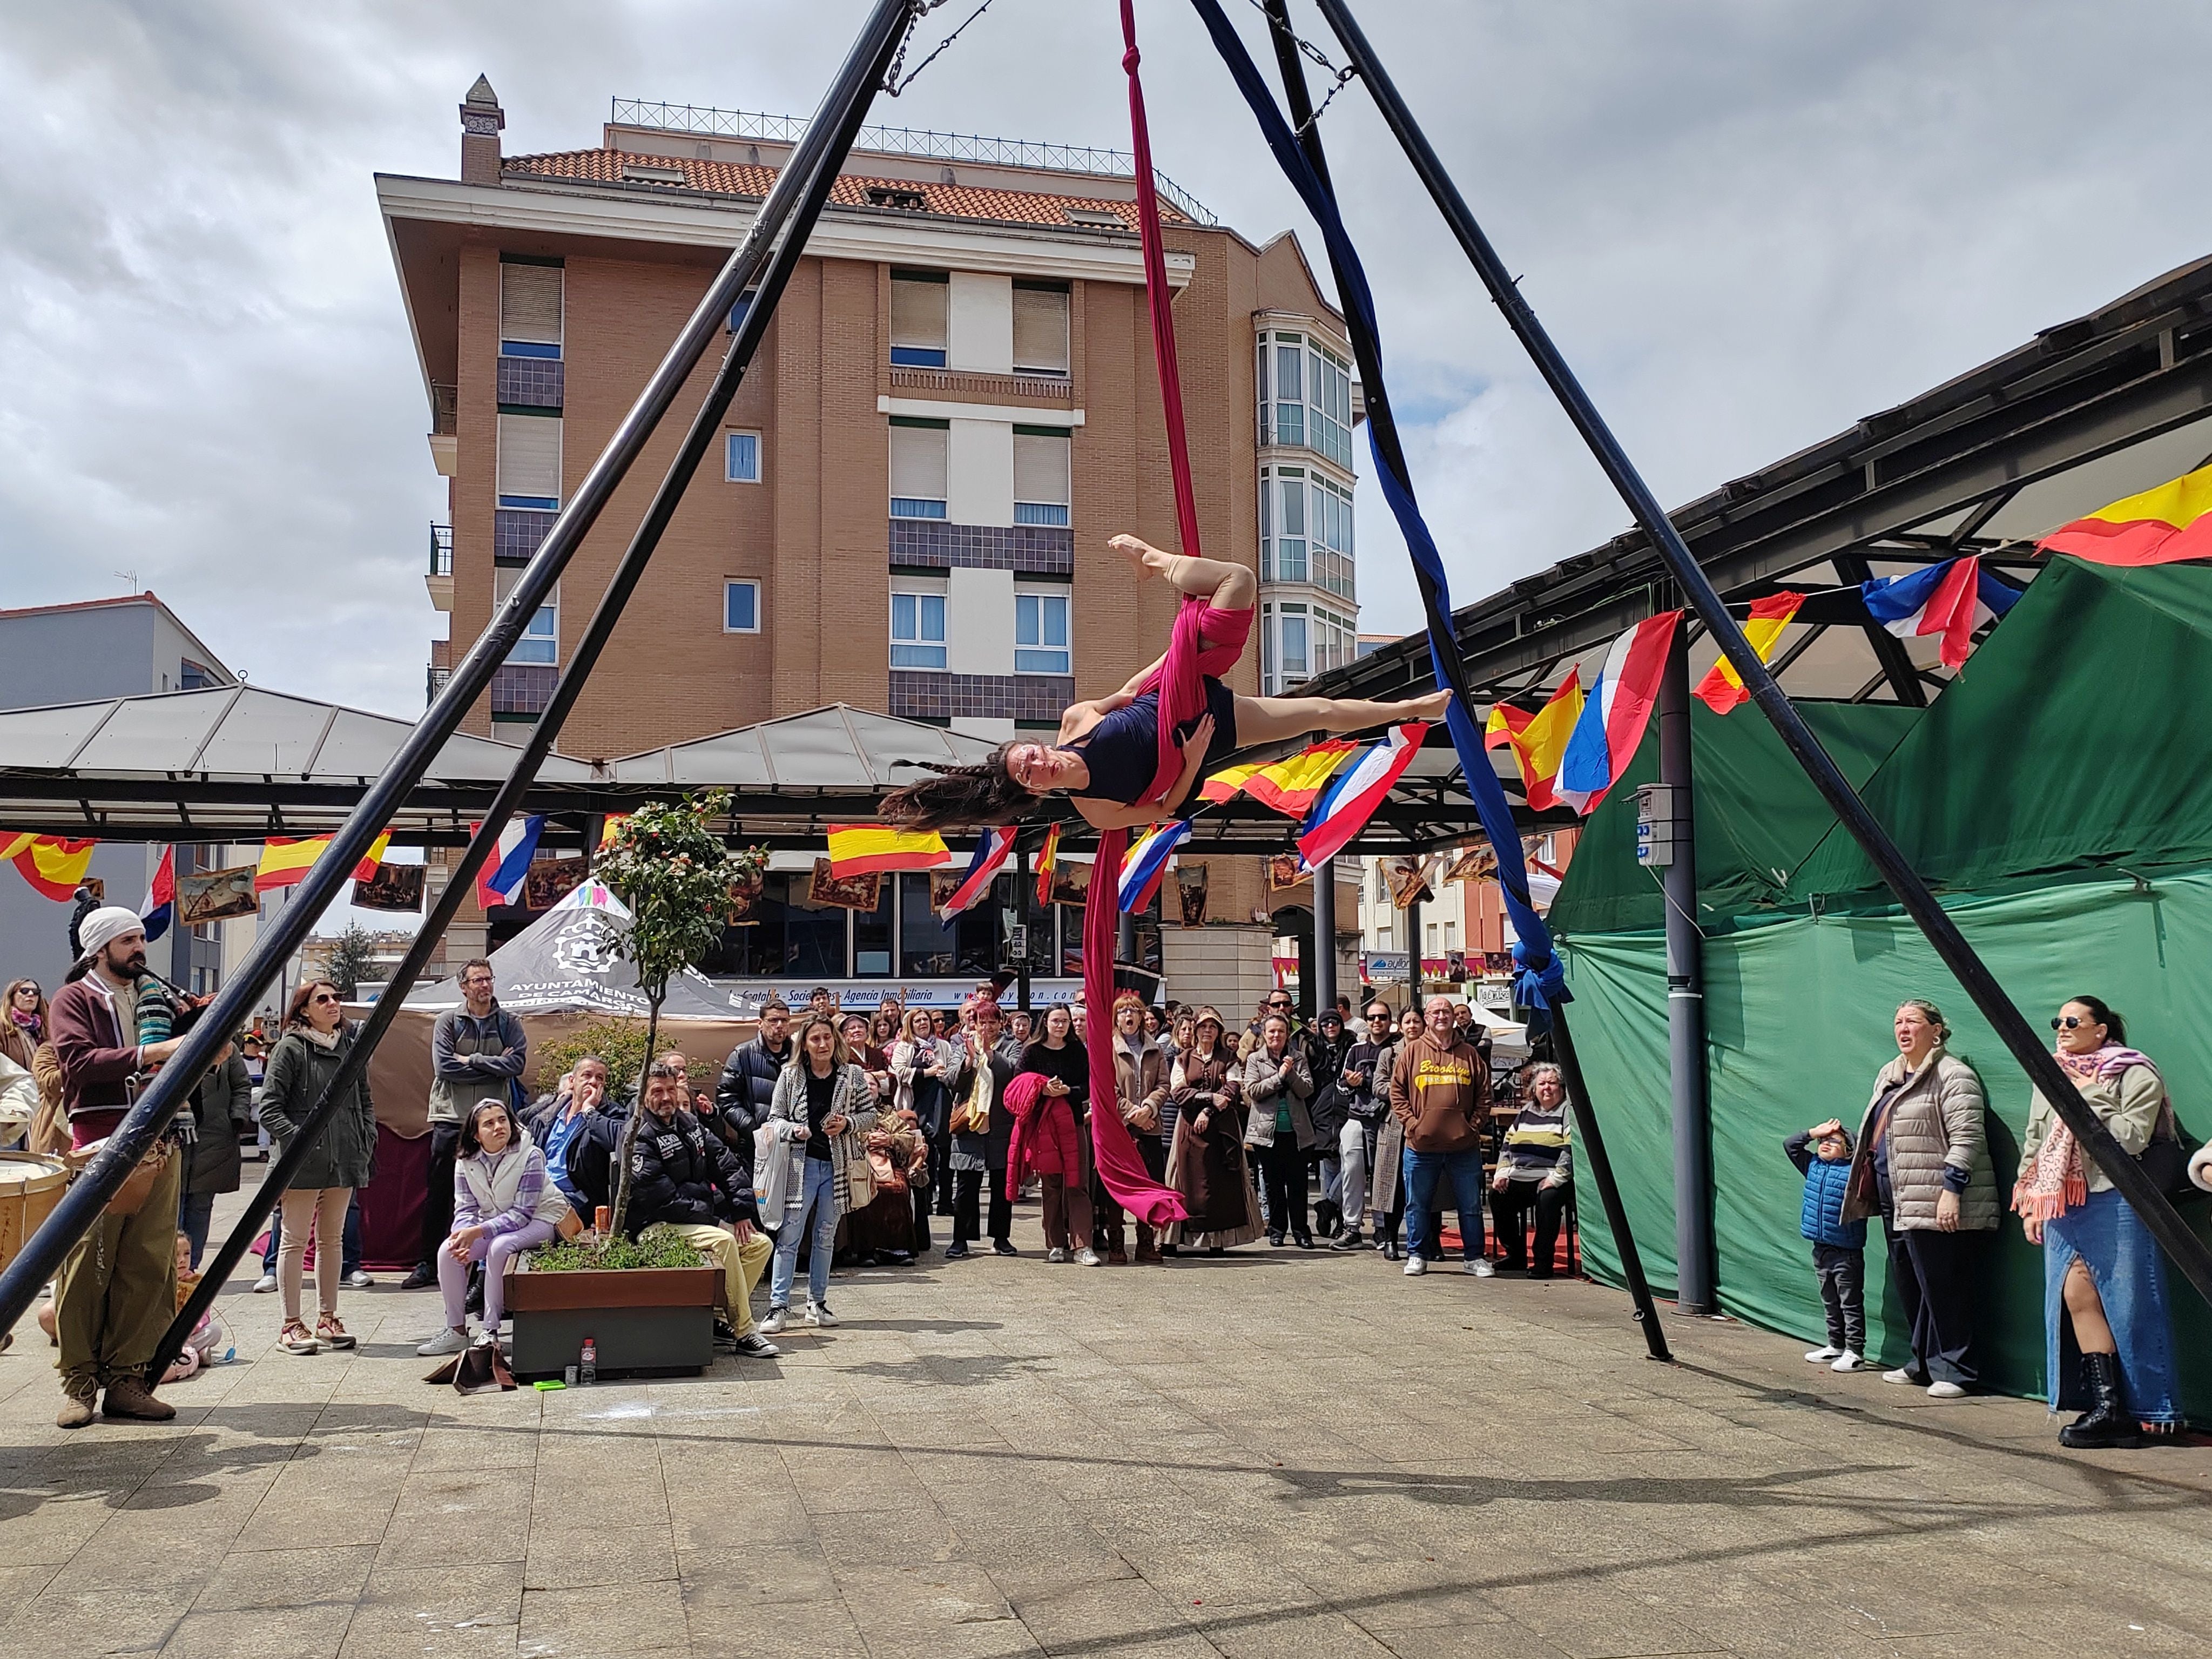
[{"x1": 1785, "y1": 1119, "x2": 1867, "y2": 1372}]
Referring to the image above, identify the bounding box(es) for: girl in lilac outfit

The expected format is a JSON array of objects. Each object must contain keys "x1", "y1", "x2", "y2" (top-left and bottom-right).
[{"x1": 416, "y1": 1098, "x2": 569, "y2": 1355}]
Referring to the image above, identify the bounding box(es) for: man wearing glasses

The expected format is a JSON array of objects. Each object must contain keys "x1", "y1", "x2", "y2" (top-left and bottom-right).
[{"x1": 404, "y1": 960, "x2": 527, "y2": 1291}]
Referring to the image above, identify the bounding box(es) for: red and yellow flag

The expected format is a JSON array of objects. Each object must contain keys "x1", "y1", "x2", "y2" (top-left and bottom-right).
[
  {"x1": 254, "y1": 831, "x2": 391, "y2": 893},
  {"x1": 1198, "y1": 739, "x2": 1359, "y2": 818},
  {"x1": 1483, "y1": 671, "x2": 1583, "y2": 813},
  {"x1": 1035, "y1": 821, "x2": 1061, "y2": 908},
  {"x1": 5, "y1": 835, "x2": 97, "y2": 901},
  {"x1": 1696, "y1": 592, "x2": 1803, "y2": 714},
  {"x1": 2040, "y1": 462, "x2": 2212, "y2": 567},
  {"x1": 826, "y1": 823, "x2": 949, "y2": 876}
]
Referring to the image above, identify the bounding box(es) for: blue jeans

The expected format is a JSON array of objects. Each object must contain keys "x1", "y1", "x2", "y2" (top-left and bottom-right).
[
  {"x1": 180, "y1": 1189, "x2": 216, "y2": 1269},
  {"x1": 1402, "y1": 1147, "x2": 1487, "y2": 1262},
  {"x1": 770, "y1": 1157, "x2": 839, "y2": 1309}
]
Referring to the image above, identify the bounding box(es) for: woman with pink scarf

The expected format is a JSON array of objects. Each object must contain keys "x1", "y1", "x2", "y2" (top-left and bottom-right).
[{"x1": 2013, "y1": 995, "x2": 2181, "y2": 1448}]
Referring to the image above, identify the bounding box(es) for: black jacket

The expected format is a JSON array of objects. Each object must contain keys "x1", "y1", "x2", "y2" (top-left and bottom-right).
[
  {"x1": 625, "y1": 1106, "x2": 756, "y2": 1232},
  {"x1": 560, "y1": 1100, "x2": 632, "y2": 1217},
  {"x1": 1340, "y1": 1040, "x2": 1390, "y2": 1123},
  {"x1": 184, "y1": 1052, "x2": 255, "y2": 1195},
  {"x1": 1308, "y1": 1028, "x2": 1355, "y2": 1143},
  {"x1": 712, "y1": 1034, "x2": 792, "y2": 1176}
]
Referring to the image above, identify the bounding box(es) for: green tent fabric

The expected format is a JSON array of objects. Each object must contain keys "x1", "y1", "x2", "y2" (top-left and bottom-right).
[
  {"x1": 1549, "y1": 558, "x2": 2212, "y2": 1423},
  {"x1": 1792, "y1": 559, "x2": 2212, "y2": 903},
  {"x1": 1545, "y1": 700, "x2": 1918, "y2": 936},
  {"x1": 1562, "y1": 875, "x2": 2212, "y2": 1418}
]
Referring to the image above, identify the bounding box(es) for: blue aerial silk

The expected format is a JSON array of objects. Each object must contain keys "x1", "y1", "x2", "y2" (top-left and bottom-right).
[{"x1": 1186, "y1": 0, "x2": 1568, "y2": 1024}]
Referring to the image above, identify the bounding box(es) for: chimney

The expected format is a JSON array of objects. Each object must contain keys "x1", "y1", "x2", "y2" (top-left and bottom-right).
[{"x1": 460, "y1": 75, "x2": 504, "y2": 187}]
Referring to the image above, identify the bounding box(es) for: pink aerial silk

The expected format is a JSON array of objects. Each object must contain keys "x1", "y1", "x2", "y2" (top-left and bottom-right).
[{"x1": 1075, "y1": 3, "x2": 1252, "y2": 1228}]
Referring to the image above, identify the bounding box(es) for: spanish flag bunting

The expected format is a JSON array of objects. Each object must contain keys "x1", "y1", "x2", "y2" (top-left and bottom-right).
[
  {"x1": 1695, "y1": 592, "x2": 1803, "y2": 714},
  {"x1": 1197, "y1": 739, "x2": 1359, "y2": 818},
  {"x1": 1035, "y1": 821, "x2": 1061, "y2": 907},
  {"x1": 1118, "y1": 819, "x2": 1191, "y2": 914},
  {"x1": 2039, "y1": 461, "x2": 2212, "y2": 567},
  {"x1": 938, "y1": 827, "x2": 1015, "y2": 919},
  {"x1": 7, "y1": 835, "x2": 97, "y2": 901},
  {"x1": 826, "y1": 823, "x2": 949, "y2": 876},
  {"x1": 597, "y1": 813, "x2": 629, "y2": 849},
  {"x1": 254, "y1": 830, "x2": 392, "y2": 893},
  {"x1": 1483, "y1": 671, "x2": 1583, "y2": 813}
]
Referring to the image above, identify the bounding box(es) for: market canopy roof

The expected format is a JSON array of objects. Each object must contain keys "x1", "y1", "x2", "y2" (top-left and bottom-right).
[
  {"x1": 1308, "y1": 251, "x2": 2212, "y2": 727},
  {"x1": 0, "y1": 695, "x2": 1516, "y2": 855}
]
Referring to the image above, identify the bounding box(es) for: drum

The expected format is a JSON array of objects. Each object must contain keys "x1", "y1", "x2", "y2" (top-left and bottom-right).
[{"x1": 0, "y1": 1152, "x2": 70, "y2": 1276}]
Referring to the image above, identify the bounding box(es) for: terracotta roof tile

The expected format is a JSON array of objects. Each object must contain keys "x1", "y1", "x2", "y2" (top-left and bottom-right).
[{"x1": 502, "y1": 148, "x2": 1184, "y2": 231}]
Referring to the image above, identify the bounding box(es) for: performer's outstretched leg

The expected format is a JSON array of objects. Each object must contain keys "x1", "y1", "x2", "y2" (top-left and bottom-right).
[{"x1": 1232, "y1": 689, "x2": 1450, "y2": 747}]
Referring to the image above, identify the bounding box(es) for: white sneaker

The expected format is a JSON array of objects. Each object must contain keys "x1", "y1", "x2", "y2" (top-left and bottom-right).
[
  {"x1": 1926, "y1": 1380, "x2": 1966, "y2": 1400},
  {"x1": 345, "y1": 1271, "x2": 375, "y2": 1290},
  {"x1": 1074, "y1": 1248, "x2": 1102, "y2": 1267},
  {"x1": 252, "y1": 1273, "x2": 277, "y2": 1294},
  {"x1": 804, "y1": 1301, "x2": 838, "y2": 1328},
  {"x1": 1466, "y1": 1258, "x2": 1495, "y2": 1278},
  {"x1": 1806, "y1": 1346, "x2": 1844, "y2": 1364},
  {"x1": 760, "y1": 1307, "x2": 788, "y2": 1335},
  {"x1": 1831, "y1": 1351, "x2": 1865, "y2": 1373},
  {"x1": 1046, "y1": 1247, "x2": 1068, "y2": 1264},
  {"x1": 1881, "y1": 1366, "x2": 1920, "y2": 1385},
  {"x1": 415, "y1": 1326, "x2": 468, "y2": 1357},
  {"x1": 1403, "y1": 1255, "x2": 1427, "y2": 1277}
]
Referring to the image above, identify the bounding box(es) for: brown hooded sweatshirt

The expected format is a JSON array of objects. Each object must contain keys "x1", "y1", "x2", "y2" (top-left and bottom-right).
[{"x1": 1388, "y1": 1031, "x2": 1487, "y2": 1154}]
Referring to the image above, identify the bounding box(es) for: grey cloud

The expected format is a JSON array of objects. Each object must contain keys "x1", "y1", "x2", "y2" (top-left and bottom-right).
[{"x1": 3, "y1": 1, "x2": 2208, "y2": 712}]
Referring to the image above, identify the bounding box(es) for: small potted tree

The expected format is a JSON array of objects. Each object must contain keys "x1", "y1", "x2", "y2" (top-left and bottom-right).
[{"x1": 504, "y1": 793, "x2": 769, "y2": 1379}]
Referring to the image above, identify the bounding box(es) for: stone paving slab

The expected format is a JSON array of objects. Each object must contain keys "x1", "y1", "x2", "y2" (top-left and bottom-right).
[{"x1": 1, "y1": 1187, "x2": 2205, "y2": 1658}]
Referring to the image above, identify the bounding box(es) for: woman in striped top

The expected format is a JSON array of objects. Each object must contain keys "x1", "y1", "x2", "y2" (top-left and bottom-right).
[{"x1": 1489, "y1": 1063, "x2": 1574, "y2": 1278}]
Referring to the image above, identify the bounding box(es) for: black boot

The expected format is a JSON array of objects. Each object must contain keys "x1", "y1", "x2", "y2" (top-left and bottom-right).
[
  {"x1": 1313, "y1": 1199, "x2": 1339, "y2": 1239},
  {"x1": 2058, "y1": 1351, "x2": 2144, "y2": 1449}
]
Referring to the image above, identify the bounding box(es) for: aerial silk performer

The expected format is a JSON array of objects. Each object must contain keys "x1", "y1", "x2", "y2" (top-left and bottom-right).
[{"x1": 879, "y1": 5, "x2": 1444, "y2": 1226}]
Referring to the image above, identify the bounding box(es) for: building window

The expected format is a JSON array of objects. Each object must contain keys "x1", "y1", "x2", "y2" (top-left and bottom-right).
[
  {"x1": 500, "y1": 259, "x2": 563, "y2": 359},
  {"x1": 889, "y1": 417, "x2": 949, "y2": 518},
  {"x1": 1259, "y1": 599, "x2": 1353, "y2": 694},
  {"x1": 1013, "y1": 282, "x2": 1070, "y2": 377},
  {"x1": 891, "y1": 589, "x2": 947, "y2": 668},
  {"x1": 889, "y1": 268, "x2": 949, "y2": 368},
  {"x1": 179, "y1": 659, "x2": 215, "y2": 690},
  {"x1": 723, "y1": 580, "x2": 761, "y2": 634},
  {"x1": 1014, "y1": 589, "x2": 1070, "y2": 674},
  {"x1": 509, "y1": 602, "x2": 558, "y2": 666},
  {"x1": 1013, "y1": 426, "x2": 1071, "y2": 527},
  {"x1": 497, "y1": 412, "x2": 562, "y2": 510},
  {"x1": 1260, "y1": 463, "x2": 1354, "y2": 602},
  {"x1": 724, "y1": 430, "x2": 761, "y2": 483},
  {"x1": 1258, "y1": 328, "x2": 1354, "y2": 470}
]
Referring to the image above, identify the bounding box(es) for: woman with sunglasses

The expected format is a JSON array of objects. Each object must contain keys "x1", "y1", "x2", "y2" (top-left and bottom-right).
[
  {"x1": 1840, "y1": 1000, "x2": 1998, "y2": 1399},
  {"x1": 257, "y1": 980, "x2": 377, "y2": 1355},
  {"x1": 2013, "y1": 996, "x2": 2182, "y2": 1447}
]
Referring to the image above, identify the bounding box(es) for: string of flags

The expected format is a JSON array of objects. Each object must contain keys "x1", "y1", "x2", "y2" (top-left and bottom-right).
[
  {"x1": 823, "y1": 823, "x2": 948, "y2": 876},
  {"x1": 1695, "y1": 593, "x2": 1802, "y2": 713},
  {"x1": 1293, "y1": 722, "x2": 1429, "y2": 869},
  {"x1": 1557, "y1": 612, "x2": 1680, "y2": 815},
  {"x1": 1034, "y1": 821, "x2": 1060, "y2": 908},
  {"x1": 1861, "y1": 556, "x2": 2018, "y2": 671},
  {"x1": 936, "y1": 825, "x2": 1014, "y2": 919},
  {"x1": 1117, "y1": 819, "x2": 1192, "y2": 913},
  {"x1": 1, "y1": 834, "x2": 96, "y2": 901},
  {"x1": 255, "y1": 830, "x2": 392, "y2": 893},
  {"x1": 471, "y1": 815, "x2": 544, "y2": 908},
  {"x1": 2040, "y1": 461, "x2": 2212, "y2": 567}
]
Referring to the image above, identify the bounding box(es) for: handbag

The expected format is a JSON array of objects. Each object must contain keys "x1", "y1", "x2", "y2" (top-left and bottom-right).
[
  {"x1": 68, "y1": 1135, "x2": 172, "y2": 1216},
  {"x1": 426, "y1": 1334, "x2": 516, "y2": 1394},
  {"x1": 2138, "y1": 1100, "x2": 2193, "y2": 1198},
  {"x1": 867, "y1": 1144, "x2": 909, "y2": 1195}
]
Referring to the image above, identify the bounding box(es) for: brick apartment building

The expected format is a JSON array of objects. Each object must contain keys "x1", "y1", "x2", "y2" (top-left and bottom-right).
[{"x1": 378, "y1": 82, "x2": 1362, "y2": 1010}]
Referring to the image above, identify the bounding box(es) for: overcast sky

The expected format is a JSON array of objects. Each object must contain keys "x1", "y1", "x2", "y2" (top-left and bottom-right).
[{"x1": 5, "y1": 1, "x2": 2209, "y2": 722}]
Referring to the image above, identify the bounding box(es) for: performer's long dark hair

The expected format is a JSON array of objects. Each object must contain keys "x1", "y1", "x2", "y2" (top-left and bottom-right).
[{"x1": 879, "y1": 743, "x2": 1033, "y2": 830}]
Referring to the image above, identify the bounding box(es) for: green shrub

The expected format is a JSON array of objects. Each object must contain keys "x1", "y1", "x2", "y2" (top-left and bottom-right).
[{"x1": 529, "y1": 1223, "x2": 705, "y2": 1274}]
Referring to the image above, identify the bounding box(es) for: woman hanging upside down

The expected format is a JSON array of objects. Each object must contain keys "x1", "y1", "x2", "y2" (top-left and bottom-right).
[{"x1": 881, "y1": 536, "x2": 1448, "y2": 832}]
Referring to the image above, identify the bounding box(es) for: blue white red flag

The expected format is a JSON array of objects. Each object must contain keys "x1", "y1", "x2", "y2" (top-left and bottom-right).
[
  {"x1": 1294, "y1": 723, "x2": 1430, "y2": 868},
  {"x1": 939, "y1": 827, "x2": 1015, "y2": 919},
  {"x1": 140, "y1": 846, "x2": 175, "y2": 943},
  {"x1": 1557, "y1": 612, "x2": 1681, "y2": 815},
  {"x1": 1118, "y1": 819, "x2": 1191, "y2": 913},
  {"x1": 473, "y1": 814, "x2": 545, "y2": 909},
  {"x1": 1860, "y1": 556, "x2": 2019, "y2": 671}
]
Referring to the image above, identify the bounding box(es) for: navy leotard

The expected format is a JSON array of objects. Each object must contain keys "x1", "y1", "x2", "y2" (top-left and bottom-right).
[{"x1": 1069, "y1": 678, "x2": 1238, "y2": 805}]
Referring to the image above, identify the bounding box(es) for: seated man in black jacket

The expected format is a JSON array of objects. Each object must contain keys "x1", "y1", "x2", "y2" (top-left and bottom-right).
[{"x1": 626, "y1": 1062, "x2": 778, "y2": 1358}]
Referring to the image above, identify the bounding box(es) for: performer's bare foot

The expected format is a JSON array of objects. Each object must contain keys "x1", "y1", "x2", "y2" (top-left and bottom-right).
[
  {"x1": 1109, "y1": 534, "x2": 1176, "y2": 582},
  {"x1": 1405, "y1": 690, "x2": 1453, "y2": 720}
]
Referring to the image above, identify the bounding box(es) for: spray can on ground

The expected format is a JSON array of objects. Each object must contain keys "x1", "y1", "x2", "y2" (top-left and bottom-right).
[{"x1": 579, "y1": 1336, "x2": 597, "y2": 1386}]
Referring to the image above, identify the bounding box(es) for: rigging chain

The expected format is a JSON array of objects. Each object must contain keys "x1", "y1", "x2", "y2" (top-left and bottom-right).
[
  {"x1": 884, "y1": 0, "x2": 999, "y2": 96},
  {"x1": 1244, "y1": 0, "x2": 1358, "y2": 137}
]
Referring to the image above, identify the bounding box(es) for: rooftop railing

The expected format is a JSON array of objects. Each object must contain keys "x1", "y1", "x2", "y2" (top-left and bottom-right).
[{"x1": 610, "y1": 98, "x2": 1217, "y2": 226}]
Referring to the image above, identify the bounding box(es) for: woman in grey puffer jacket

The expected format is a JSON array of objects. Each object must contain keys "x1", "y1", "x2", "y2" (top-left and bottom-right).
[{"x1": 1842, "y1": 999, "x2": 1997, "y2": 1399}]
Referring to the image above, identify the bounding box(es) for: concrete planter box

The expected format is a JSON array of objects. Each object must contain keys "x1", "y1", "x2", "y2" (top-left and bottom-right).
[{"x1": 504, "y1": 1264, "x2": 717, "y2": 1381}]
